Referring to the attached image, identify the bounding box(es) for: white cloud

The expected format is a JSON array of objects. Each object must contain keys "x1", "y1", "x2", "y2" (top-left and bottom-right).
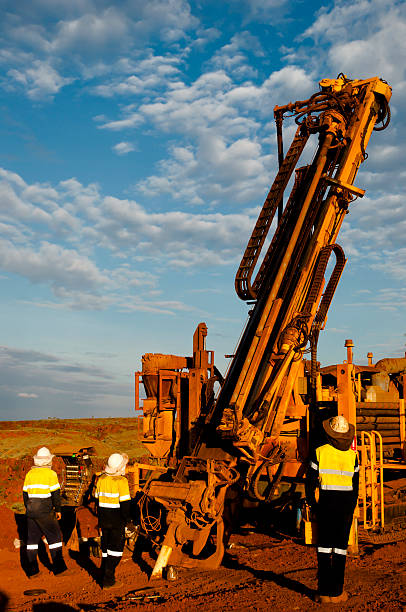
[
  {"x1": 91, "y1": 55, "x2": 182, "y2": 97},
  {"x1": 129, "y1": 0, "x2": 198, "y2": 43},
  {"x1": 139, "y1": 134, "x2": 273, "y2": 206},
  {"x1": 0, "y1": 166, "x2": 260, "y2": 311},
  {"x1": 7, "y1": 59, "x2": 73, "y2": 99},
  {"x1": 112, "y1": 141, "x2": 135, "y2": 155},
  {"x1": 228, "y1": 0, "x2": 289, "y2": 19},
  {"x1": 100, "y1": 113, "x2": 144, "y2": 131},
  {"x1": 98, "y1": 64, "x2": 314, "y2": 209},
  {"x1": 343, "y1": 287, "x2": 406, "y2": 312},
  {"x1": 209, "y1": 31, "x2": 264, "y2": 79},
  {"x1": 17, "y1": 392, "x2": 39, "y2": 398},
  {"x1": 0, "y1": 1, "x2": 199, "y2": 101},
  {"x1": 302, "y1": 0, "x2": 406, "y2": 86},
  {"x1": 52, "y1": 8, "x2": 130, "y2": 53},
  {"x1": 0, "y1": 239, "x2": 108, "y2": 289}
]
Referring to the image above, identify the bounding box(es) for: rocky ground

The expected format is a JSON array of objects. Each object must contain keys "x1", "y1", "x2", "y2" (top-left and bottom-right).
[
  {"x1": 0, "y1": 504, "x2": 405, "y2": 612},
  {"x1": 1, "y1": 418, "x2": 405, "y2": 611}
]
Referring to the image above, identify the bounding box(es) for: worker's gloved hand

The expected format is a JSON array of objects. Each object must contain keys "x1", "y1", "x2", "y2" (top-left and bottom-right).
[
  {"x1": 55, "y1": 512, "x2": 62, "y2": 520},
  {"x1": 125, "y1": 521, "x2": 138, "y2": 538}
]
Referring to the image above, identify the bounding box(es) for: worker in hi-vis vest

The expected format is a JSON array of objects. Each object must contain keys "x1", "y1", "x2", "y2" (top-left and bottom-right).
[
  {"x1": 23, "y1": 446, "x2": 68, "y2": 577},
  {"x1": 306, "y1": 415, "x2": 359, "y2": 604},
  {"x1": 95, "y1": 452, "x2": 131, "y2": 590}
]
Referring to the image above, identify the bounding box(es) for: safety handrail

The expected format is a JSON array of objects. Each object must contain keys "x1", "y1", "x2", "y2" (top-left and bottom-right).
[{"x1": 360, "y1": 430, "x2": 384, "y2": 530}]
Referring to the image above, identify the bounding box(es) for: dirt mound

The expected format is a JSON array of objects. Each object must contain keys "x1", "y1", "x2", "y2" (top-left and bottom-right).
[{"x1": 0, "y1": 505, "x2": 19, "y2": 551}]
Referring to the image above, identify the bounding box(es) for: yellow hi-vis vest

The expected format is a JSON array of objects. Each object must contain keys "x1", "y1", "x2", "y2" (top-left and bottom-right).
[
  {"x1": 95, "y1": 473, "x2": 131, "y2": 509},
  {"x1": 23, "y1": 466, "x2": 60, "y2": 499},
  {"x1": 316, "y1": 444, "x2": 357, "y2": 492}
]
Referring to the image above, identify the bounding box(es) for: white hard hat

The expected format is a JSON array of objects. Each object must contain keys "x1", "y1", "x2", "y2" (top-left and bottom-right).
[
  {"x1": 329, "y1": 415, "x2": 349, "y2": 433},
  {"x1": 33, "y1": 446, "x2": 54, "y2": 467},
  {"x1": 105, "y1": 452, "x2": 128, "y2": 476}
]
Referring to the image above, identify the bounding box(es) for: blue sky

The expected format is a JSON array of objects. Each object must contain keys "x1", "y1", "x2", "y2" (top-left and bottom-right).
[{"x1": 0, "y1": 0, "x2": 405, "y2": 420}]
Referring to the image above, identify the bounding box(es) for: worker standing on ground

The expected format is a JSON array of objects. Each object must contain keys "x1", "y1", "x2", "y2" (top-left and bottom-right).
[
  {"x1": 95, "y1": 452, "x2": 131, "y2": 590},
  {"x1": 23, "y1": 446, "x2": 68, "y2": 577},
  {"x1": 305, "y1": 415, "x2": 359, "y2": 604}
]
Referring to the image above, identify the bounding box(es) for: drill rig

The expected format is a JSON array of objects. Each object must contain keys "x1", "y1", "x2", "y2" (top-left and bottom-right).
[{"x1": 133, "y1": 75, "x2": 393, "y2": 573}]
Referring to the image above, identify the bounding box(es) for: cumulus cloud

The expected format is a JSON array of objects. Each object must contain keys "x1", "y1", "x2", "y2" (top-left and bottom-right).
[
  {"x1": 0, "y1": 0, "x2": 200, "y2": 101},
  {"x1": 209, "y1": 31, "x2": 264, "y2": 79},
  {"x1": 52, "y1": 7, "x2": 130, "y2": 53},
  {"x1": 138, "y1": 135, "x2": 273, "y2": 206},
  {"x1": 0, "y1": 239, "x2": 108, "y2": 289},
  {"x1": 91, "y1": 55, "x2": 182, "y2": 97},
  {"x1": 99, "y1": 65, "x2": 313, "y2": 207},
  {"x1": 0, "y1": 166, "x2": 258, "y2": 312},
  {"x1": 6, "y1": 60, "x2": 74, "y2": 100},
  {"x1": 301, "y1": 0, "x2": 406, "y2": 86},
  {"x1": 112, "y1": 141, "x2": 135, "y2": 155}
]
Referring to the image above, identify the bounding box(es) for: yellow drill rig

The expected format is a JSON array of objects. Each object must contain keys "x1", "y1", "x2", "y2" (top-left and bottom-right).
[{"x1": 131, "y1": 75, "x2": 402, "y2": 575}]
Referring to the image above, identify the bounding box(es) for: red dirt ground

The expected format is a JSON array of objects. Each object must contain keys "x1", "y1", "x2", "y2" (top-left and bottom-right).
[
  {"x1": 0, "y1": 503, "x2": 405, "y2": 612},
  {"x1": 1, "y1": 419, "x2": 405, "y2": 610}
]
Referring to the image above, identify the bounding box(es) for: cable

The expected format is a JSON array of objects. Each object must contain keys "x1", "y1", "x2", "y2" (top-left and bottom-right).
[
  {"x1": 374, "y1": 96, "x2": 391, "y2": 131},
  {"x1": 138, "y1": 493, "x2": 162, "y2": 534}
]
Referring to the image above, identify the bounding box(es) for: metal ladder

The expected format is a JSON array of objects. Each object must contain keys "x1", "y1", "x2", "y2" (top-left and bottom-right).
[
  {"x1": 64, "y1": 465, "x2": 85, "y2": 504},
  {"x1": 359, "y1": 430, "x2": 385, "y2": 531}
]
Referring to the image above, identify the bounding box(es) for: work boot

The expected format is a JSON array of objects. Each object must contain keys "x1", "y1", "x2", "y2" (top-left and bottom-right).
[
  {"x1": 27, "y1": 571, "x2": 41, "y2": 580},
  {"x1": 103, "y1": 556, "x2": 121, "y2": 589},
  {"x1": 27, "y1": 562, "x2": 40, "y2": 579},
  {"x1": 53, "y1": 559, "x2": 68, "y2": 575},
  {"x1": 103, "y1": 580, "x2": 123, "y2": 590},
  {"x1": 52, "y1": 548, "x2": 68, "y2": 575},
  {"x1": 314, "y1": 593, "x2": 332, "y2": 603},
  {"x1": 330, "y1": 591, "x2": 348, "y2": 603}
]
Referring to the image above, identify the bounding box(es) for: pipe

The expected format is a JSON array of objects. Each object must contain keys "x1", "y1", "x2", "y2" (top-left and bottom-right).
[
  {"x1": 357, "y1": 416, "x2": 400, "y2": 424},
  {"x1": 381, "y1": 437, "x2": 401, "y2": 444},
  {"x1": 345, "y1": 339, "x2": 354, "y2": 365},
  {"x1": 357, "y1": 402, "x2": 399, "y2": 408},
  {"x1": 357, "y1": 425, "x2": 399, "y2": 431},
  {"x1": 357, "y1": 410, "x2": 400, "y2": 418}
]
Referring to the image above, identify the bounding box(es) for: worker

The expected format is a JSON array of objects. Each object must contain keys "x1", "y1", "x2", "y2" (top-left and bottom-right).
[
  {"x1": 306, "y1": 415, "x2": 359, "y2": 604},
  {"x1": 23, "y1": 446, "x2": 68, "y2": 577},
  {"x1": 95, "y1": 452, "x2": 131, "y2": 590}
]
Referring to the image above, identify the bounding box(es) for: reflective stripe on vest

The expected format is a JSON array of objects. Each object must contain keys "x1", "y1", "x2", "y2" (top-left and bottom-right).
[
  {"x1": 316, "y1": 444, "x2": 356, "y2": 492},
  {"x1": 95, "y1": 473, "x2": 131, "y2": 509},
  {"x1": 23, "y1": 467, "x2": 60, "y2": 499}
]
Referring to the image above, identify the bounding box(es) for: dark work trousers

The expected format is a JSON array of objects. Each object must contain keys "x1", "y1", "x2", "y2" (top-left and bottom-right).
[
  {"x1": 26, "y1": 514, "x2": 67, "y2": 575},
  {"x1": 100, "y1": 525, "x2": 125, "y2": 587},
  {"x1": 316, "y1": 492, "x2": 355, "y2": 597}
]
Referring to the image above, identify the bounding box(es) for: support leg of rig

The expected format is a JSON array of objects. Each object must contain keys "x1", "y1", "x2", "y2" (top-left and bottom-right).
[{"x1": 150, "y1": 544, "x2": 172, "y2": 579}]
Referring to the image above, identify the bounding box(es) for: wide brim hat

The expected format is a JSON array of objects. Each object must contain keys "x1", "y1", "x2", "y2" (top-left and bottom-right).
[
  {"x1": 322, "y1": 417, "x2": 355, "y2": 441},
  {"x1": 33, "y1": 447, "x2": 54, "y2": 467},
  {"x1": 105, "y1": 452, "x2": 129, "y2": 476}
]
